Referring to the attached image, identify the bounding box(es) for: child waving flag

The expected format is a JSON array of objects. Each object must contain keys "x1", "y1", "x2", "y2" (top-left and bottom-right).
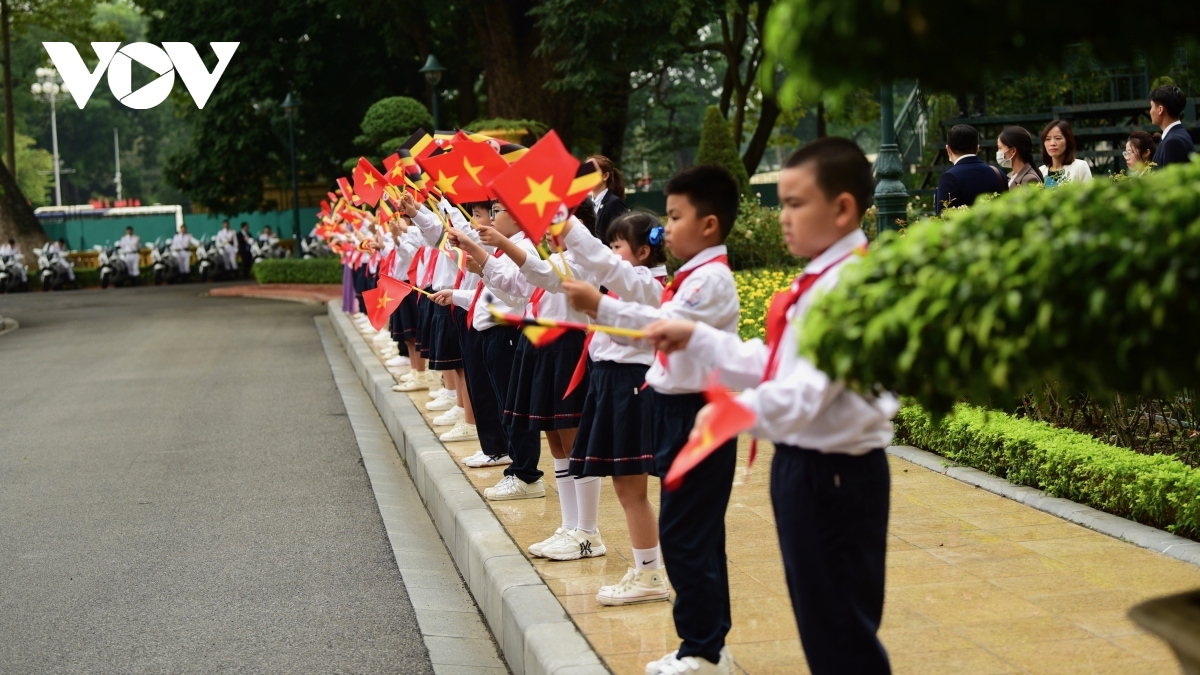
[{"x1": 644, "y1": 138, "x2": 899, "y2": 675}]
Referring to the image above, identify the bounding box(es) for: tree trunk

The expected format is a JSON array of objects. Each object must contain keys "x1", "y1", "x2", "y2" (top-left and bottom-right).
[
  {"x1": 595, "y1": 77, "x2": 631, "y2": 164},
  {"x1": 0, "y1": 159, "x2": 48, "y2": 250},
  {"x1": 470, "y1": 0, "x2": 573, "y2": 147},
  {"x1": 742, "y1": 94, "x2": 780, "y2": 176},
  {"x1": 2, "y1": 0, "x2": 13, "y2": 174}
]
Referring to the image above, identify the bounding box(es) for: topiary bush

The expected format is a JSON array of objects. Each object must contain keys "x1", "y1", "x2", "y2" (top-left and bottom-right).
[
  {"x1": 725, "y1": 196, "x2": 801, "y2": 270},
  {"x1": 356, "y1": 97, "x2": 435, "y2": 154},
  {"x1": 697, "y1": 105, "x2": 752, "y2": 197},
  {"x1": 252, "y1": 258, "x2": 342, "y2": 284},
  {"x1": 896, "y1": 403, "x2": 1200, "y2": 540},
  {"x1": 800, "y1": 158, "x2": 1200, "y2": 416}
]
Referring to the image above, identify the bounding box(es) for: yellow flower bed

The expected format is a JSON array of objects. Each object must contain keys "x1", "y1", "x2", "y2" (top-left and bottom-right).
[{"x1": 734, "y1": 266, "x2": 800, "y2": 340}]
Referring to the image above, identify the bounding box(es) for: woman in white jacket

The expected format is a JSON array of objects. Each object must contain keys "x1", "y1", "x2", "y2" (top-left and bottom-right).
[{"x1": 1039, "y1": 120, "x2": 1092, "y2": 187}]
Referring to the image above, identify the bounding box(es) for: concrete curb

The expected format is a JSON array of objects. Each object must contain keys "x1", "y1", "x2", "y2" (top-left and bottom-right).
[
  {"x1": 327, "y1": 301, "x2": 608, "y2": 675},
  {"x1": 0, "y1": 316, "x2": 18, "y2": 336},
  {"x1": 887, "y1": 445, "x2": 1200, "y2": 567}
]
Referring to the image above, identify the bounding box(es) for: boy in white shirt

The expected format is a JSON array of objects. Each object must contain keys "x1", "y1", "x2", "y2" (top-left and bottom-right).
[{"x1": 644, "y1": 138, "x2": 897, "y2": 675}]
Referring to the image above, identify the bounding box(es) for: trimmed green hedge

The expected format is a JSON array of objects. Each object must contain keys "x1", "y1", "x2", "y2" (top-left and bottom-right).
[
  {"x1": 896, "y1": 404, "x2": 1200, "y2": 540},
  {"x1": 252, "y1": 258, "x2": 342, "y2": 284}
]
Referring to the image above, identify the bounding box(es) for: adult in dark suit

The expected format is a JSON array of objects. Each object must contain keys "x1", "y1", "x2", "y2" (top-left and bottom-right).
[
  {"x1": 575, "y1": 155, "x2": 629, "y2": 242},
  {"x1": 935, "y1": 124, "x2": 1008, "y2": 215},
  {"x1": 236, "y1": 221, "x2": 255, "y2": 279},
  {"x1": 1149, "y1": 85, "x2": 1194, "y2": 169}
]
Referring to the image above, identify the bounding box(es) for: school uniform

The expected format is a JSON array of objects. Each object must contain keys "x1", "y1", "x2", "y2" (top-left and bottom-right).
[
  {"x1": 483, "y1": 247, "x2": 591, "y2": 432},
  {"x1": 685, "y1": 229, "x2": 898, "y2": 675},
  {"x1": 410, "y1": 205, "x2": 466, "y2": 370},
  {"x1": 520, "y1": 219, "x2": 665, "y2": 477},
  {"x1": 388, "y1": 227, "x2": 423, "y2": 344},
  {"x1": 595, "y1": 244, "x2": 740, "y2": 664}
]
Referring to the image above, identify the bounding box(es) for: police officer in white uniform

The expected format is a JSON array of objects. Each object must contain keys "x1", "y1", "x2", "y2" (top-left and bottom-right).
[
  {"x1": 119, "y1": 227, "x2": 141, "y2": 283},
  {"x1": 214, "y1": 220, "x2": 238, "y2": 272},
  {"x1": 172, "y1": 224, "x2": 198, "y2": 279},
  {"x1": 0, "y1": 238, "x2": 26, "y2": 283},
  {"x1": 46, "y1": 238, "x2": 75, "y2": 281}
]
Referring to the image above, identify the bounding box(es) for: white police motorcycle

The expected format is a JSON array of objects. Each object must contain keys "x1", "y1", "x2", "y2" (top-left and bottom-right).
[
  {"x1": 150, "y1": 238, "x2": 183, "y2": 285},
  {"x1": 95, "y1": 243, "x2": 133, "y2": 288},
  {"x1": 36, "y1": 246, "x2": 77, "y2": 291},
  {"x1": 0, "y1": 251, "x2": 28, "y2": 293}
]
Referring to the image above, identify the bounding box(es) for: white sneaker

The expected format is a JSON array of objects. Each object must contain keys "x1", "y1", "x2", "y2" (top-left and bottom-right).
[
  {"x1": 385, "y1": 354, "x2": 408, "y2": 367},
  {"x1": 597, "y1": 568, "x2": 671, "y2": 606},
  {"x1": 439, "y1": 420, "x2": 478, "y2": 442},
  {"x1": 484, "y1": 475, "x2": 545, "y2": 501},
  {"x1": 528, "y1": 528, "x2": 569, "y2": 558},
  {"x1": 542, "y1": 528, "x2": 606, "y2": 561},
  {"x1": 432, "y1": 405, "x2": 464, "y2": 426},
  {"x1": 464, "y1": 452, "x2": 512, "y2": 468},
  {"x1": 425, "y1": 391, "x2": 457, "y2": 411},
  {"x1": 392, "y1": 371, "x2": 432, "y2": 392},
  {"x1": 644, "y1": 648, "x2": 733, "y2": 675}
]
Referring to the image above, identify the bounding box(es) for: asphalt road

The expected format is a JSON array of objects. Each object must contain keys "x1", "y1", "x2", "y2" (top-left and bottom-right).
[{"x1": 0, "y1": 284, "x2": 435, "y2": 674}]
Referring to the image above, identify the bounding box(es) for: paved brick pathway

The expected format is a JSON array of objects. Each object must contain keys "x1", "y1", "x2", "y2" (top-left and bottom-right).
[
  {"x1": 209, "y1": 283, "x2": 341, "y2": 304},
  {"x1": 358, "y1": 327, "x2": 1200, "y2": 674}
]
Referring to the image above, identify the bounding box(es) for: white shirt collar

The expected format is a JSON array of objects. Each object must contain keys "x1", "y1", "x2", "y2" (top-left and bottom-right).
[
  {"x1": 1163, "y1": 120, "x2": 1182, "y2": 137},
  {"x1": 951, "y1": 153, "x2": 977, "y2": 165},
  {"x1": 676, "y1": 244, "x2": 728, "y2": 274},
  {"x1": 803, "y1": 229, "x2": 868, "y2": 276},
  {"x1": 593, "y1": 188, "x2": 608, "y2": 206}
]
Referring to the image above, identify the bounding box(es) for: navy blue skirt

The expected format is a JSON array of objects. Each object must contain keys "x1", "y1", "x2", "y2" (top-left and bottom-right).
[
  {"x1": 391, "y1": 291, "x2": 419, "y2": 342},
  {"x1": 426, "y1": 301, "x2": 463, "y2": 370},
  {"x1": 570, "y1": 361, "x2": 655, "y2": 477},
  {"x1": 504, "y1": 330, "x2": 588, "y2": 431},
  {"x1": 415, "y1": 287, "x2": 436, "y2": 357}
]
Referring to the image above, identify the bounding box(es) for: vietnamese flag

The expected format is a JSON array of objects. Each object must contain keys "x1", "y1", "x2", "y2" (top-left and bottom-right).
[
  {"x1": 353, "y1": 158, "x2": 387, "y2": 207},
  {"x1": 487, "y1": 130, "x2": 580, "y2": 242},
  {"x1": 337, "y1": 177, "x2": 357, "y2": 205},
  {"x1": 663, "y1": 377, "x2": 757, "y2": 491},
  {"x1": 362, "y1": 275, "x2": 414, "y2": 331},
  {"x1": 381, "y1": 152, "x2": 407, "y2": 186}
]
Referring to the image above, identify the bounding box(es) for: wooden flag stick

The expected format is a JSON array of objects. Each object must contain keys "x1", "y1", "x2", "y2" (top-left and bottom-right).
[{"x1": 535, "y1": 242, "x2": 569, "y2": 282}]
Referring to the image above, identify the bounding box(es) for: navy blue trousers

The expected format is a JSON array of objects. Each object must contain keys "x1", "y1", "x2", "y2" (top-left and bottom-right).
[
  {"x1": 477, "y1": 326, "x2": 541, "y2": 482},
  {"x1": 653, "y1": 391, "x2": 736, "y2": 664},
  {"x1": 771, "y1": 445, "x2": 891, "y2": 675},
  {"x1": 459, "y1": 323, "x2": 506, "y2": 460}
]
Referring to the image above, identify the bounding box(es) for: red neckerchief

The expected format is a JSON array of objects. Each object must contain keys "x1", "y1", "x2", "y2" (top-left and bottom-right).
[
  {"x1": 407, "y1": 248, "x2": 424, "y2": 301},
  {"x1": 421, "y1": 246, "x2": 439, "y2": 288},
  {"x1": 467, "y1": 248, "x2": 504, "y2": 330},
  {"x1": 656, "y1": 255, "x2": 729, "y2": 369},
  {"x1": 529, "y1": 288, "x2": 546, "y2": 319},
  {"x1": 763, "y1": 246, "x2": 863, "y2": 381}
]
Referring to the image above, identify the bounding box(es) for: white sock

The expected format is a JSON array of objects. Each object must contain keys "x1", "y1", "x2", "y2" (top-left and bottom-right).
[
  {"x1": 554, "y1": 459, "x2": 577, "y2": 531},
  {"x1": 574, "y1": 476, "x2": 601, "y2": 534},
  {"x1": 442, "y1": 389, "x2": 456, "y2": 398},
  {"x1": 633, "y1": 545, "x2": 662, "y2": 571}
]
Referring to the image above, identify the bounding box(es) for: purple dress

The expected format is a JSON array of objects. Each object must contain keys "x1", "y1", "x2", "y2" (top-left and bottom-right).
[{"x1": 341, "y1": 263, "x2": 357, "y2": 313}]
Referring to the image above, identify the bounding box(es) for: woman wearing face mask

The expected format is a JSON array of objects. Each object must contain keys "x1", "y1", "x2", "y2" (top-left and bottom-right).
[
  {"x1": 1038, "y1": 120, "x2": 1092, "y2": 187},
  {"x1": 996, "y1": 126, "x2": 1043, "y2": 188}
]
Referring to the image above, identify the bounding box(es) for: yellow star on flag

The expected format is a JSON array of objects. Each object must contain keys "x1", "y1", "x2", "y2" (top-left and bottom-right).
[
  {"x1": 390, "y1": 164, "x2": 404, "y2": 179},
  {"x1": 520, "y1": 175, "x2": 560, "y2": 218},
  {"x1": 463, "y1": 157, "x2": 485, "y2": 185},
  {"x1": 376, "y1": 292, "x2": 392, "y2": 309},
  {"x1": 435, "y1": 170, "x2": 459, "y2": 195},
  {"x1": 362, "y1": 171, "x2": 378, "y2": 188}
]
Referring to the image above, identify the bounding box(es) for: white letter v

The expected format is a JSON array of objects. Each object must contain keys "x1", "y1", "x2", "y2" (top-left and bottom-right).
[
  {"x1": 42, "y1": 42, "x2": 120, "y2": 109},
  {"x1": 163, "y1": 42, "x2": 238, "y2": 109}
]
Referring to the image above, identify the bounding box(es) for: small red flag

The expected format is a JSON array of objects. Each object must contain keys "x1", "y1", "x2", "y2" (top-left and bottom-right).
[
  {"x1": 363, "y1": 275, "x2": 414, "y2": 331},
  {"x1": 336, "y1": 177, "x2": 357, "y2": 205},
  {"x1": 353, "y1": 158, "x2": 387, "y2": 207},
  {"x1": 522, "y1": 325, "x2": 568, "y2": 347},
  {"x1": 487, "y1": 130, "x2": 580, "y2": 242},
  {"x1": 381, "y1": 153, "x2": 407, "y2": 186},
  {"x1": 663, "y1": 376, "x2": 757, "y2": 491}
]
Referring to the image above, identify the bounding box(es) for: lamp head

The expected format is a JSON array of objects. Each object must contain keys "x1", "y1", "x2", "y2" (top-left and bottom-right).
[{"x1": 418, "y1": 54, "x2": 447, "y2": 87}]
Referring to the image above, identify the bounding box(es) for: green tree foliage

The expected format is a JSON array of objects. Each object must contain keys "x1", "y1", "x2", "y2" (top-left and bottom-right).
[
  {"x1": 696, "y1": 105, "x2": 751, "y2": 195},
  {"x1": 355, "y1": 96, "x2": 434, "y2": 156},
  {"x1": 2, "y1": 133, "x2": 53, "y2": 205},
  {"x1": 762, "y1": 0, "x2": 1200, "y2": 106},
  {"x1": 799, "y1": 161, "x2": 1200, "y2": 416}
]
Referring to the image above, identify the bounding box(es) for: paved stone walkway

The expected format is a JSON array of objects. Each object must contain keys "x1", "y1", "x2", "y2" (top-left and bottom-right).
[
  {"x1": 209, "y1": 283, "x2": 341, "y2": 304},
  {"x1": 360, "y1": 335, "x2": 1200, "y2": 674}
]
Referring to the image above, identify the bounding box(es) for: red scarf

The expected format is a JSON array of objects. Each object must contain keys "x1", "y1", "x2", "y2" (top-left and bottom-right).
[
  {"x1": 762, "y1": 248, "x2": 860, "y2": 381},
  {"x1": 656, "y1": 255, "x2": 729, "y2": 369},
  {"x1": 466, "y1": 248, "x2": 505, "y2": 329}
]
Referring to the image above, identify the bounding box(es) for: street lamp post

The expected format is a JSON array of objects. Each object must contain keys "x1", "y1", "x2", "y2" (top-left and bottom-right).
[
  {"x1": 418, "y1": 55, "x2": 447, "y2": 128},
  {"x1": 282, "y1": 93, "x2": 301, "y2": 259},
  {"x1": 31, "y1": 67, "x2": 69, "y2": 206},
  {"x1": 873, "y1": 81, "x2": 908, "y2": 235}
]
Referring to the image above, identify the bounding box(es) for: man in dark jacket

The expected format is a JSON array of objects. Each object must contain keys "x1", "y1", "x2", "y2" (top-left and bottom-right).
[
  {"x1": 236, "y1": 221, "x2": 254, "y2": 279},
  {"x1": 1150, "y1": 85, "x2": 1195, "y2": 169},
  {"x1": 935, "y1": 124, "x2": 1008, "y2": 215}
]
